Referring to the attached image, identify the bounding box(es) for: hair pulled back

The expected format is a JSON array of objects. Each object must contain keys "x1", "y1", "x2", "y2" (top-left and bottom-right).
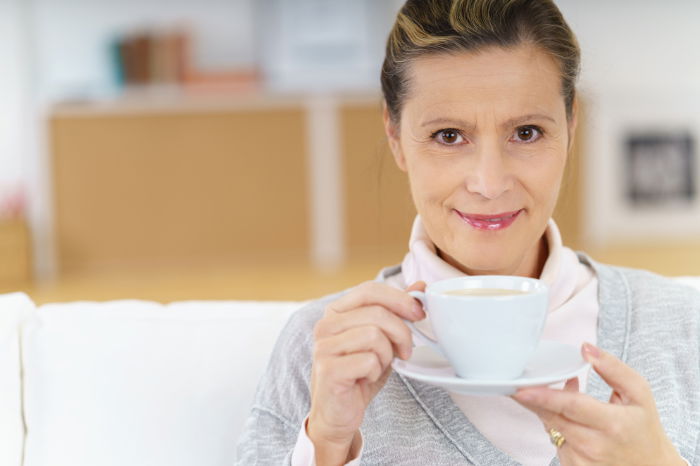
[{"x1": 381, "y1": 0, "x2": 580, "y2": 122}]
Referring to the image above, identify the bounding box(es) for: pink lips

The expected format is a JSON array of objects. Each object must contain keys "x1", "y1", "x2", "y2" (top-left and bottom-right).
[{"x1": 455, "y1": 209, "x2": 523, "y2": 231}]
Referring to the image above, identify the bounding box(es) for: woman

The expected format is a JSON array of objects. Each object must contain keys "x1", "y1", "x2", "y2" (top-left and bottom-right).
[{"x1": 236, "y1": 0, "x2": 700, "y2": 464}]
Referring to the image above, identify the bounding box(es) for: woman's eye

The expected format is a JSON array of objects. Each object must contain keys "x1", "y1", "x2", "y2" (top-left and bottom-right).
[
  {"x1": 512, "y1": 125, "x2": 543, "y2": 143},
  {"x1": 433, "y1": 129, "x2": 464, "y2": 145}
]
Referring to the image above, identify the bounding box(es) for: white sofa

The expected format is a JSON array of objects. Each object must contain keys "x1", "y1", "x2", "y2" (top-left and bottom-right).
[
  {"x1": 2, "y1": 276, "x2": 699, "y2": 466},
  {"x1": 0, "y1": 293, "x2": 307, "y2": 466}
]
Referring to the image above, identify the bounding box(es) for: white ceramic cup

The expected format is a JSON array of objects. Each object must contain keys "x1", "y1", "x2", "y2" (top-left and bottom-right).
[{"x1": 406, "y1": 276, "x2": 549, "y2": 380}]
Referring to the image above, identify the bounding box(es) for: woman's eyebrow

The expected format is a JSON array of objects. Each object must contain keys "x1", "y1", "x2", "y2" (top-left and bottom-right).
[
  {"x1": 419, "y1": 114, "x2": 556, "y2": 129},
  {"x1": 420, "y1": 117, "x2": 476, "y2": 130},
  {"x1": 502, "y1": 114, "x2": 557, "y2": 128}
]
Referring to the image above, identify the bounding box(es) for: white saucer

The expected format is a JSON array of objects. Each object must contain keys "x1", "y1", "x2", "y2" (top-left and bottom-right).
[{"x1": 392, "y1": 340, "x2": 590, "y2": 396}]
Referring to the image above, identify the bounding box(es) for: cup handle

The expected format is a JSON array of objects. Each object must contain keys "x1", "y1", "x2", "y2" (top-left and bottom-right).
[{"x1": 405, "y1": 291, "x2": 445, "y2": 357}]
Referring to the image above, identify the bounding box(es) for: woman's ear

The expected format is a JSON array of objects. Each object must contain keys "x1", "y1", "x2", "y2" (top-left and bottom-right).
[{"x1": 383, "y1": 102, "x2": 408, "y2": 172}]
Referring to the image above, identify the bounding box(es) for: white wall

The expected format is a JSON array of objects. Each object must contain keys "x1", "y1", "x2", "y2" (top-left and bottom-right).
[
  {"x1": 259, "y1": 0, "x2": 399, "y2": 92},
  {"x1": 0, "y1": 0, "x2": 30, "y2": 192},
  {"x1": 557, "y1": 0, "x2": 700, "y2": 94}
]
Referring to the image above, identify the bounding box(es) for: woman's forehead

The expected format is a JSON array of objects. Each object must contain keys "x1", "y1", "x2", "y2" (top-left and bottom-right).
[{"x1": 402, "y1": 44, "x2": 565, "y2": 121}]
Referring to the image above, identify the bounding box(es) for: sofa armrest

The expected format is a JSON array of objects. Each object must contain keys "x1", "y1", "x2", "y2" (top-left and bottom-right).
[{"x1": 0, "y1": 292, "x2": 35, "y2": 466}]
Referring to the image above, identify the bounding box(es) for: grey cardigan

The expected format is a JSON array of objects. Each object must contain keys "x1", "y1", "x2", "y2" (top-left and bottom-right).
[{"x1": 235, "y1": 255, "x2": 700, "y2": 465}]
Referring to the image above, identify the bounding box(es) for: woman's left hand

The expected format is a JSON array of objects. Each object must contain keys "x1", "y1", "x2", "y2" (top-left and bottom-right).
[{"x1": 512, "y1": 343, "x2": 685, "y2": 466}]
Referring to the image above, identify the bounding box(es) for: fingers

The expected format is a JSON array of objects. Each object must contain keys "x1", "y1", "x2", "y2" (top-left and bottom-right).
[
  {"x1": 315, "y1": 325, "x2": 398, "y2": 371},
  {"x1": 315, "y1": 352, "x2": 385, "y2": 384},
  {"x1": 513, "y1": 378, "x2": 578, "y2": 425},
  {"x1": 316, "y1": 305, "x2": 414, "y2": 359},
  {"x1": 328, "y1": 281, "x2": 425, "y2": 321},
  {"x1": 514, "y1": 343, "x2": 654, "y2": 429},
  {"x1": 515, "y1": 387, "x2": 609, "y2": 462},
  {"x1": 540, "y1": 416, "x2": 602, "y2": 461},
  {"x1": 513, "y1": 384, "x2": 620, "y2": 430},
  {"x1": 581, "y1": 343, "x2": 651, "y2": 406},
  {"x1": 313, "y1": 281, "x2": 427, "y2": 389}
]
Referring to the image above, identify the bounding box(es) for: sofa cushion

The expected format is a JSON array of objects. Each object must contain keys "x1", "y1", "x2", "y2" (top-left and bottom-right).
[
  {"x1": 21, "y1": 299, "x2": 303, "y2": 466},
  {"x1": 0, "y1": 292, "x2": 35, "y2": 466},
  {"x1": 674, "y1": 276, "x2": 700, "y2": 291}
]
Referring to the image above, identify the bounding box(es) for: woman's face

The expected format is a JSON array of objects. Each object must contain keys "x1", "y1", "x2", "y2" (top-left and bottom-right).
[{"x1": 384, "y1": 43, "x2": 577, "y2": 277}]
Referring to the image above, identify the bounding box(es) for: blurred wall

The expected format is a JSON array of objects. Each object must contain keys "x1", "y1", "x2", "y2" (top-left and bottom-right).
[
  {"x1": 0, "y1": 0, "x2": 30, "y2": 190},
  {"x1": 558, "y1": 0, "x2": 700, "y2": 93}
]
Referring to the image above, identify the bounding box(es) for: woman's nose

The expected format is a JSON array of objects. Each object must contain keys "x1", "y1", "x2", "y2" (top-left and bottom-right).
[{"x1": 464, "y1": 147, "x2": 513, "y2": 200}]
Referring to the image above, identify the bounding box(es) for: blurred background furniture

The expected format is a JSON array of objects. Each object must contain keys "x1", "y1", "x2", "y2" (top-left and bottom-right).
[
  {"x1": 0, "y1": 219, "x2": 32, "y2": 287},
  {"x1": 2, "y1": 0, "x2": 700, "y2": 304}
]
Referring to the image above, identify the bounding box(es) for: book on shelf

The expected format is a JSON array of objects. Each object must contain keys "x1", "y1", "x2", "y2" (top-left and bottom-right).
[{"x1": 111, "y1": 27, "x2": 259, "y2": 95}]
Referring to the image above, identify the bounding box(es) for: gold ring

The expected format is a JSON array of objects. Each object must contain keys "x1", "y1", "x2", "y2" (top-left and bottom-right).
[{"x1": 549, "y1": 428, "x2": 566, "y2": 448}]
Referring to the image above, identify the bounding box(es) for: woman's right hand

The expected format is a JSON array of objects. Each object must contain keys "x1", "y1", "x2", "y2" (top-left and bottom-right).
[{"x1": 307, "y1": 280, "x2": 426, "y2": 465}]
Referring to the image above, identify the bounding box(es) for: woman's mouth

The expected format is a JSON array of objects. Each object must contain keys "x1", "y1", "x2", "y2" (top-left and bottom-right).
[{"x1": 454, "y1": 209, "x2": 523, "y2": 231}]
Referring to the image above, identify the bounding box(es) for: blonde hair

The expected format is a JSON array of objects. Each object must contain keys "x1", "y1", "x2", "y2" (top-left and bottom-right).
[{"x1": 381, "y1": 0, "x2": 580, "y2": 122}]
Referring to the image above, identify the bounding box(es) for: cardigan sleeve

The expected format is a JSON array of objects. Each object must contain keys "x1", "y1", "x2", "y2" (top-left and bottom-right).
[{"x1": 234, "y1": 295, "x2": 342, "y2": 465}]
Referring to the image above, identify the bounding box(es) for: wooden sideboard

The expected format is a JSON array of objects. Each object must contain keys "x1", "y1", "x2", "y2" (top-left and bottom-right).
[{"x1": 0, "y1": 218, "x2": 32, "y2": 288}]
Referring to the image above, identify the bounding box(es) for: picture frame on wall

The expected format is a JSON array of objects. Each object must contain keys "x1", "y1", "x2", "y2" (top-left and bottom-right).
[
  {"x1": 624, "y1": 131, "x2": 696, "y2": 208},
  {"x1": 584, "y1": 92, "x2": 700, "y2": 245}
]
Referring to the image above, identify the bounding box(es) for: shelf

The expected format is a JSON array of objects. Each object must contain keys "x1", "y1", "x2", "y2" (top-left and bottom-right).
[{"x1": 49, "y1": 88, "x2": 383, "y2": 117}]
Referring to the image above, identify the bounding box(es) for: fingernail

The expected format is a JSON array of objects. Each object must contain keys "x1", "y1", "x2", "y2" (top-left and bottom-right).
[
  {"x1": 403, "y1": 345, "x2": 413, "y2": 360},
  {"x1": 582, "y1": 342, "x2": 600, "y2": 361}
]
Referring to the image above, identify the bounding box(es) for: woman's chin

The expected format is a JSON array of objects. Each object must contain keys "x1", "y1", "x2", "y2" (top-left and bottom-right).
[{"x1": 445, "y1": 250, "x2": 518, "y2": 276}]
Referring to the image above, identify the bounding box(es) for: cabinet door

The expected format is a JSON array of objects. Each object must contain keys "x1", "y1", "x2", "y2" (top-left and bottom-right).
[{"x1": 51, "y1": 107, "x2": 310, "y2": 274}]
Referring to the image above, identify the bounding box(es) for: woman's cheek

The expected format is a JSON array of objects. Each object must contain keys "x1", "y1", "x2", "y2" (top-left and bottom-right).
[
  {"x1": 415, "y1": 173, "x2": 459, "y2": 212},
  {"x1": 407, "y1": 158, "x2": 454, "y2": 203},
  {"x1": 519, "y1": 151, "x2": 565, "y2": 197}
]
